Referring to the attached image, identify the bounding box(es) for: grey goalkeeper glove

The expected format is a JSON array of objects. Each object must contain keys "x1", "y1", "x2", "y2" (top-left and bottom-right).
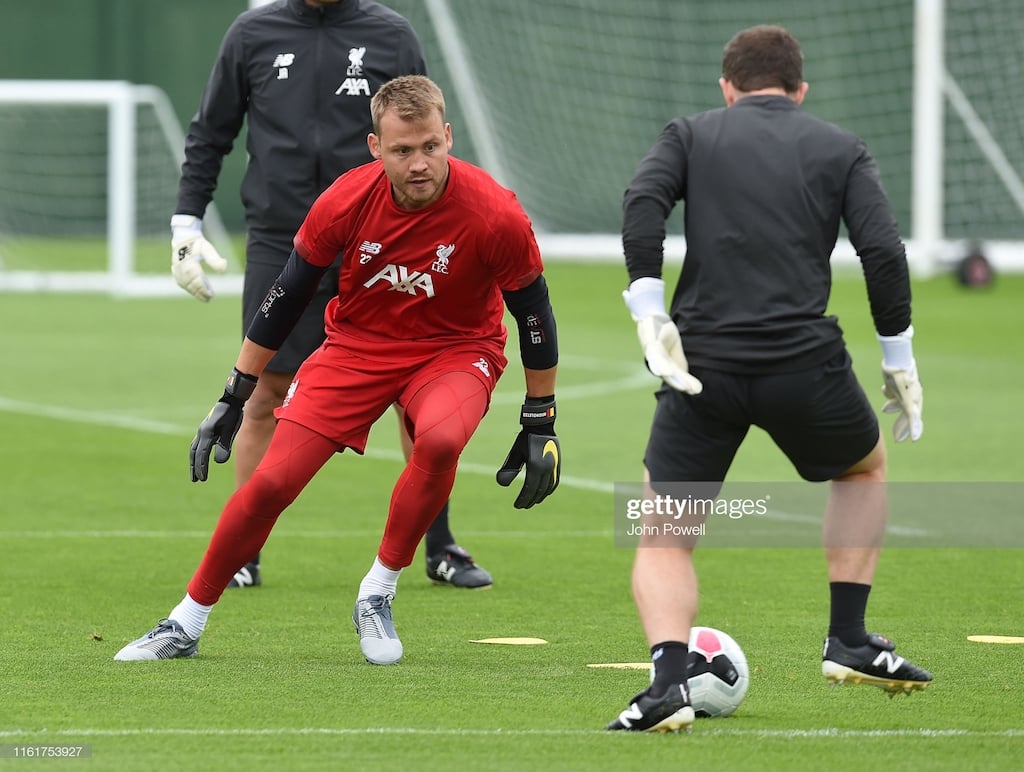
[
  {"x1": 878, "y1": 326, "x2": 923, "y2": 442},
  {"x1": 623, "y1": 277, "x2": 703, "y2": 395},
  {"x1": 171, "y1": 214, "x2": 228, "y2": 302},
  {"x1": 496, "y1": 396, "x2": 561, "y2": 509},
  {"x1": 190, "y1": 368, "x2": 258, "y2": 482}
]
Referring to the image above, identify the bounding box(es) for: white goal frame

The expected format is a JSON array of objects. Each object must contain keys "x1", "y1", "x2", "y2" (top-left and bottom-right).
[{"x1": 0, "y1": 80, "x2": 237, "y2": 295}]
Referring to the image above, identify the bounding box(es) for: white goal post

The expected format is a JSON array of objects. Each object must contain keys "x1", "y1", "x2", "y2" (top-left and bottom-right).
[{"x1": 0, "y1": 80, "x2": 237, "y2": 295}]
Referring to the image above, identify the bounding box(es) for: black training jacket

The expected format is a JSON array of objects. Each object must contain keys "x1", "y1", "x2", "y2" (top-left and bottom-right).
[
  {"x1": 175, "y1": 0, "x2": 426, "y2": 239},
  {"x1": 623, "y1": 94, "x2": 911, "y2": 373}
]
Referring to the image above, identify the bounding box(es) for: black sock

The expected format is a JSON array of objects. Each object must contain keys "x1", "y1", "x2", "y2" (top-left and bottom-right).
[
  {"x1": 828, "y1": 581, "x2": 871, "y2": 646},
  {"x1": 424, "y1": 501, "x2": 453, "y2": 555},
  {"x1": 249, "y1": 551, "x2": 260, "y2": 567},
  {"x1": 649, "y1": 641, "x2": 689, "y2": 695}
]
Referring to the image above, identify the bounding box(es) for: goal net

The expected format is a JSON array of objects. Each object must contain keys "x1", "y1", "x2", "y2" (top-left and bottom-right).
[
  {"x1": 384, "y1": 0, "x2": 1024, "y2": 273},
  {"x1": 0, "y1": 80, "x2": 237, "y2": 295}
]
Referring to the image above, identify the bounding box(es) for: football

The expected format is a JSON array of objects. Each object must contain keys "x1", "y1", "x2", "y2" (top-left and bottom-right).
[{"x1": 686, "y1": 626, "x2": 750, "y2": 717}]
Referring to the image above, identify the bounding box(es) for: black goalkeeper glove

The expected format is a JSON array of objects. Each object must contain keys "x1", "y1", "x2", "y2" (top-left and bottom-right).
[
  {"x1": 496, "y1": 396, "x2": 561, "y2": 509},
  {"x1": 190, "y1": 368, "x2": 258, "y2": 482}
]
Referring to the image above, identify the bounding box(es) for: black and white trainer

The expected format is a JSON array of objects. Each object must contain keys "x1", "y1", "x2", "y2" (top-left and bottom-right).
[
  {"x1": 606, "y1": 683, "x2": 695, "y2": 733},
  {"x1": 426, "y1": 544, "x2": 493, "y2": 589},
  {"x1": 822, "y1": 633, "x2": 932, "y2": 695}
]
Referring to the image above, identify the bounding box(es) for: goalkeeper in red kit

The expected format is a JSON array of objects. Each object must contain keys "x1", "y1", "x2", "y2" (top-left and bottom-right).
[{"x1": 116, "y1": 75, "x2": 561, "y2": 665}]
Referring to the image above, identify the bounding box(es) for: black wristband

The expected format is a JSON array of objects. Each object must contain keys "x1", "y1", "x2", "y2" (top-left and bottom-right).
[
  {"x1": 224, "y1": 368, "x2": 258, "y2": 401},
  {"x1": 520, "y1": 395, "x2": 556, "y2": 426}
]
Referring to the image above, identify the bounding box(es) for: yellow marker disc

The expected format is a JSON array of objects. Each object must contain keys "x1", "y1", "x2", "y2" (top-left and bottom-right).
[
  {"x1": 967, "y1": 635, "x2": 1024, "y2": 644},
  {"x1": 586, "y1": 663, "x2": 651, "y2": 670},
  {"x1": 469, "y1": 637, "x2": 548, "y2": 645}
]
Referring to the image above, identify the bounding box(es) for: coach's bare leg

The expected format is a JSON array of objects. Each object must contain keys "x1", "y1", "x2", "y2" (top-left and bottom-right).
[
  {"x1": 233, "y1": 370, "x2": 295, "y2": 487},
  {"x1": 823, "y1": 436, "x2": 888, "y2": 584},
  {"x1": 631, "y1": 469, "x2": 699, "y2": 645}
]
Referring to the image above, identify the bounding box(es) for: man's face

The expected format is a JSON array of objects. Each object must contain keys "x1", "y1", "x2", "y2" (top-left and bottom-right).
[{"x1": 368, "y1": 109, "x2": 453, "y2": 210}]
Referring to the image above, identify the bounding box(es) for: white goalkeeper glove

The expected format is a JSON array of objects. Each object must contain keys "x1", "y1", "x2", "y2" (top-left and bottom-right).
[
  {"x1": 171, "y1": 214, "x2": 228, "y2": 302},
  {"x1": 623, "y1": 277, "x2": 703, "y2": 395},
  {"x1": 878, "y1": 325, "x2": 923, "y2": 442}
]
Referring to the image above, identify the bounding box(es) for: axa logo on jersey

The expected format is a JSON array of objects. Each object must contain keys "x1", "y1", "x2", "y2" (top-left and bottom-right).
[
  {"x1": 364, "y1": 264, "x2": 435, "y2": 297},
  {"x1": 360, "y1": 241, "x2": 456, "y2": 296}
]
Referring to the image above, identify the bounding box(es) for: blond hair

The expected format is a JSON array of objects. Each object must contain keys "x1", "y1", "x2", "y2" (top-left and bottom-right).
[{"x1": 371, "y1": 75, "x2": 446, "y2": 134}]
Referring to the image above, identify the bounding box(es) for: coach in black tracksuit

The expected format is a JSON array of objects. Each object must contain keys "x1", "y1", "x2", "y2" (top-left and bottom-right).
[
  {"x1": 608, "y1": 25, "x2": 930, "y2": 734},
  {"x1": 170, "y1": 0, "x2": 493, "y2": 592},
  {"x1": 176, "y1": 0, "x2": 426, "y2": 347}
]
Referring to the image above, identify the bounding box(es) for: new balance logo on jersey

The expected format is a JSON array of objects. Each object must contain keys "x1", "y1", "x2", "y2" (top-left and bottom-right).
[
  {"x1": 871, "y1": 650, "x2": 906, "y2": 674},
  {"x1": 364, "y1": 264, "x2": 435, "y2": 297},
  {"x1": 273, "y1": 53, "x2": 295, "y2": 80},
  {"x1": 359, "y1": 240, "x2": 382, "y2": 265},
  {"x1": 472, "y1": 358, "x2": 491, "y2": 377}
]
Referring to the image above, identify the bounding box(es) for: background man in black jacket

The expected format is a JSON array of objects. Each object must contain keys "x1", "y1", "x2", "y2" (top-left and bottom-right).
[
  {"x1": 608, "y1": 24, "x2": 930, "y2": 733},
  {"x1": 170, "y1": 0, "x2": 492, "y2": 590}
]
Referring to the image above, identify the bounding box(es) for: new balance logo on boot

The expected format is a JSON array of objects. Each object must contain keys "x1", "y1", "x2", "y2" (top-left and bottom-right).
[
  {"x1": 822, "y1": 633, "x2": 932, "y2": 695},
  {"x1": 426, "y1": 544, "x2": 492, "y2": 589},
  {"x1": 606, "y1": 683, "x2": 695, "y2": 733},
  {"x1": 226, "y1": 561, "x2": 261, "y2": 589}
]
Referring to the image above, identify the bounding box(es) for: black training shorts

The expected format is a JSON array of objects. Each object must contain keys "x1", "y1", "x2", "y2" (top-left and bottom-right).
[
  {"x1": 644, "y1": 349, "x2": 880, "y2": 484},
  {"x1": 242, "y1": 232, "x2": 339, "y2": 374}
]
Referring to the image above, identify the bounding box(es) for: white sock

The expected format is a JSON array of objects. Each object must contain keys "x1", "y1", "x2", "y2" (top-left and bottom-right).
[
  {"x1": 358, "y1": 557, "x2": 403, "y2": 598},
  {"x1": 169, "y1": 593, "x2": 213, "y2": 640}
]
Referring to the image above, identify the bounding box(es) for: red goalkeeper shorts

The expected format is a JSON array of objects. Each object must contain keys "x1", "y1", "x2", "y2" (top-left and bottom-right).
[{"x1": 274, "y1": 331, "x2": 507, "y2": 452}]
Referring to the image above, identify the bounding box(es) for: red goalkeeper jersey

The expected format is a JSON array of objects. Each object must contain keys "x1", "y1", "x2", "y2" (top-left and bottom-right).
[{"x1": 294, "y1": 156, "x2": 543, "y2": 351}]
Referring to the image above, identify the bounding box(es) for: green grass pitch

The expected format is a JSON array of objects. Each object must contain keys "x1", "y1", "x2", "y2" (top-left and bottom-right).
[{"x1": 1, "y1": 262, "x2": 1022, "y2": 770}]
